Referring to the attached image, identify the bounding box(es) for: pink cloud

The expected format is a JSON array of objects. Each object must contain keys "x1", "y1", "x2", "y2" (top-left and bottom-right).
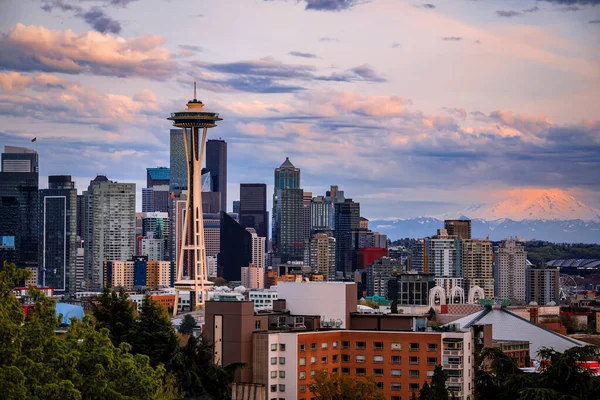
[{"x1": 0, "y1": 24, "x2": 177, "y2": 80}]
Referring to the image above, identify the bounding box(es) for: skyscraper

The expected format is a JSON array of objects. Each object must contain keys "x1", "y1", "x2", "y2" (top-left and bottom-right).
[
  {"x1": 141, "y1": 211, "x2": 169, "y2": 261},
  {"x1": 206, "y1": 139, "x2": 227, "y2": 212},
  {"x1": 0, "y1": 146, "x2": 38, "y2": 270},
  {"x1": 239, "y1": 183, "x2": 268, "y2": 244},
  {"x1": 526, "y1": 266, "x2": 559, "y2": 305},
  {"x1": 83, "y1": 176, "x2": 136, "y2": 289},
  {"x1": 247, "y1": 228, "x2": 266, "y2": 270},
  {"x1": 462, "y1": 238, "x2": 494, "y2": 300},
  {"x1": 495, "y1": 239, "x2": 527, "y2": 302},
  {"x1": 423, "y1": 230, "x2": 462, "y2": 277},
  {"x1": 147, "y1": 167, "x2": 170, "y2": 188},
  {"x1": 169, "y1": 128, "x2": 189, "y2": 194},
  {"x1": 334, "y1": 198, "x2": 360, "y2": 277},
  {"x1": 76, "y1": 194, "x2": 85, "y2": 240},
  {"x1": 272, "y1": 158, "x2": 303, "y2": 263},
  {"x1": 309, "y1": 233, "x2": 336, "y2": 280},
  {"x1": 38, "y1": 176, "x2": 78, "y2": 292},
  {"x1": 218, "y1": 212, "x2": 251, "y2": 281},
  {"x1": 143, "y1": 168, "x2": 170, "y2": 213},
  {"x1": 444, "y1": 219, "x2": 472, "y2": 240}
]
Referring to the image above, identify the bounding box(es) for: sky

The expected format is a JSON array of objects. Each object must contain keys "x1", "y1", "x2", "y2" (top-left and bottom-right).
[{"x1": 0, "y1": 0, "x2": 599, "y2": 219}]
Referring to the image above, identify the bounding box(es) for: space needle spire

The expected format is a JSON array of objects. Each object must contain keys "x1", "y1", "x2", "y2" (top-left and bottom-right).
[{"x1": 168, "y1": 84, "x2": 222, "y2": 315}]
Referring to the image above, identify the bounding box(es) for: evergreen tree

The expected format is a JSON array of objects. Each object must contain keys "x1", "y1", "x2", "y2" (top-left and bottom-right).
[
  {"x1": 178, "y1": 314, "x2": 197, "y2": 335},
  {"x1": 131, "y1": 295, "x2": 179, "y2": 367},
  {"x1": 91, "y1": 287, "x2": 135, "y2": 347},
  {"x1": 429, "y1": 365, "x2": 450, "y2": 400},
  {"x1": 309, "y1": 370, "x2": 386, "y2": 400}
]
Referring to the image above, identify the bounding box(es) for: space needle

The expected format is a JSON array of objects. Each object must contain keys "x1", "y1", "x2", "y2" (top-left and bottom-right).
[{"x1": 168, "y1": 83, "x2": 222, "y2": 315}]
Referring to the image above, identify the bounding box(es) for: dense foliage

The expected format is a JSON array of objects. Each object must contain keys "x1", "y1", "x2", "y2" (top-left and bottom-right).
[
  {"x1": 309, "y1": 370, "x2": 386, "y2": 400},
  {"x1": 178, "y1": 314, "x2": 197, "y2": 335}
]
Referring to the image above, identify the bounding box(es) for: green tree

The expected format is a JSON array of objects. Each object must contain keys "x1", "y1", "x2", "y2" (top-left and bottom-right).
[
  {"x1": 213, "y1": 277, "x2": 227, "y2": 286},
  {"x1": 309, "y1": 370, "x2": 386, "y2": 400},
  {"x1": 178, "y1": 314, "x2": 197, "y2": 335},
  {"x1": 91, "y1": 287, "x2": 135, "y2": 347},
  {"x1": 131, "y1": 295, "x2": 179, "y2": 367}
]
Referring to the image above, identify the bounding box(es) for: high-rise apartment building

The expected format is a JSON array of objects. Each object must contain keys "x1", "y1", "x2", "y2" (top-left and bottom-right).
[
  {"x1": 239, "y1": 183, "x2": 268, "y2": 244},
  {"x1": 206, "y1": 139, "x2": 227, "y2": 212},
  {"x1": 75, "y1": 241, "x2": 84, "y2": 291},
  {"x1": 495, "y1": 239, "x2": 527, "y2": 302},
  {"x1": 147, "y1": 167, "x2": 170, "y2": 188},
  {"x1": 241, "y1": 263, "x2": 265, "y2": 289},
  {"x1": 526, "y1": 266, "x2": 559, "y2": 305},
  {"x1": 444, "y1": 219, "x2": 472, "y2": 240},
  {"x1": 366, "y1": 257, "x2": 403, "y2": 297},
  {"x1": 272, "y1": 158, "x2": 302, "y2": 263},
  {"x1": 0, "y1": 146, "x2": 38, "y2": 270},
  {"x1": 247, "y1": 228, "x2": 266, "y2": 270},
  {"x1": 309, "y1": 233, "x2": 336, "y2": 280},
  {"x1": 302, "y1": 192, "x2": 312, "y2": 264},
  {"x1": 84, "y1": 176, "x2": 136, "y2": 289},
  {"x1": 309, "y1": 186, "x2": 345, "y2": 234},
  {"x1": 422, "y1": 230, "x2": 462, "y2": 277},
  {"x1": 38, "y1": 175, "x2": 78, "y2": 292},
  {"x1": 203, "y1": 213, "x2": 221, "y2": 258},
  {"x1": 104, "y1": 258, "x2": 173, "y2": 290},
  {"x1": 76, "y1": 194, "x2": 85, "y2": 240},
  {"x1": 141, "y1": 212, "x2": 169, "y2": 261},
  {"x1": 334, "y1": 199, "x2": 361, "y2": 276},
  {"x1": 462, "y1": 239, "x2": 494, "y2": 300}
]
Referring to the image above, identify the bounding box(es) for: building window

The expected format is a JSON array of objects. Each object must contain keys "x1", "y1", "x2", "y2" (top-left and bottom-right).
[
  {"x1": 279, "y1": 357, "x2": 285, "y2": 365},
  {"x1": 311, "y1": 343, "x2": 317, "y2": 351},
  {"x1": 356, "y1": 355, "x2": 366, "y2": 363},
  {"x1": 300, "y1": 385, "x2": 306, "y2": 393},
  {"x1": 409, "y1": 383, "x2": 420, "y2": 391},
  {"x1": 373, "y1": 342, "x2": 384, "y2": 350},
  {"x1": 310, "y1": 356, "x2": 317, "y2": 364},
  {"x1": 279, "y1": 371, "x2": 285, "y2": 378},
  {"x1": 299, "y1": 371, "x2": 306, "y2": 379},
  {"x1": 427, "y1": 357, "x2": 438, "y2": 365},
  {"x1": 300, "y1": 344, "x2": 305, "y2": 352},
  {"x1": 391, "y1": 369, "x2": 401, "y2": 377},
  {"x1": 427, "y1": 343, "x2": 438, "y2": 352},
  {"x1": 279, "y1": 384, "x2": 285, "y2": 392},
  {"x1": 391, "y1": 356, "x2": 401, "y2": 364},
  {"x1": 270, "y1": 385, "x2": 277, "y2": 392},
  {"x1": 342, "y1": 354, "x2": 350, "y2": 362},
  {"x1": 310, "y1": 370, "x2": 316, "y2": 377},
  {"x1": 374, "y1": 368, "x2": 384, "y2": 377},
  {"x1": 342, "y1": 341, "x2": 350, "y2": 349},
  {"x1": 332, "y1": 368, "x2": 338, "y2": 374},
  {"x1": 356, "y1": 368, "x2": 366, "y2": 376},
  {"x1": 299, "y1": 357, "x2": 306, "y2": 366},
  {"x1": 321, "y1": 356, "x2": 328, "y2": 364},
  {"x1": 271, "y1": 371, "x2": 277, "y2": 378},
  {"x1": 342, "y1": 368, "x2": 350, "y2": 375},
  {"x1": 332, "y1": 354, "x2": 338, "y2": 363},
  {"x1": 392, "y1": 397, "x2": 401, "y2": 400},
  {"x1": 391, "y1": 342, "x2": 401, "y2": 351},
  {"x1": 271, "y1": 357, "x2": 277, "y2": 365},
  {"x1": 280, "y1": 344, "x2": 286, "y2": 351},
  {"x1": 321, "y1": 342, "x2": 328, "y2": 350},
  {"x1": 356, "y1": 341, "x2": 366, "y2": 350},
  {"x1": 409, "y1": 356, "x2": 419, "y2": 365},
  {"x1": 332, "y1": 341, "x2": 338, "y2": 349},
  {"x1": 409, "y1": 370, "x2": 420, "y2": 378},
  {"x1": 271, "y1": 344, "x2": 277, "y2": 351},
  {"x1": 373, "y1": 355, "x2": 384, "y2": 363},
  {"x1": 377, "y1": 382, "x2": 384, "y2": 390},
  {"x1": 391, "y1": 383, "x2": 402, "y2": 391},
  {"x1": 255, "y1": 320, "x2": 261, "y2": 330},
  {"x1": 409, "y1": 343, "x2": 419, "y2": 351},
  {"x1": 427, "y1": 370, "x2": 434, "y2": 378}
]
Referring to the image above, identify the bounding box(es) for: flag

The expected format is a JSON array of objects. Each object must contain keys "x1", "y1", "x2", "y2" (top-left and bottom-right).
[{"x1": 31, "y1": 137, "x2": 37, "y2": 142}]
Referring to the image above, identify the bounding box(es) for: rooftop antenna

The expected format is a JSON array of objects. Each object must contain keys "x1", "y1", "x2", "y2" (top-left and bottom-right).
[{"x1": 193, "y1": 81, "x2": 197, "y2": 100}]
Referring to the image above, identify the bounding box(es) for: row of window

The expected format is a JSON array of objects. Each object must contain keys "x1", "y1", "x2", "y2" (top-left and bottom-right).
[
  {"x1": 299, "y1": 355, "x2": 438, "y2": 365},
  {"x1": 270, "y1": 357, "x2": 286, "y2": 365},
  {"x1": 299, "y1": 368, "x2": 430, "y2": 379},
  {"x1": 299, "y1": 342, "x2": 437, "y2": 352}
]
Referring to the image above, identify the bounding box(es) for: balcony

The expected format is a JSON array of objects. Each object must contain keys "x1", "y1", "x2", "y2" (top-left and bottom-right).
[
  {"x1": 447, "y1": 377, "x2": 463, "y2": 384},
  {"x1": 443, "y1": 363, "x2": 462, "y2": 369},
  {"x1": 443, "y1": 350, "x2": 462, "y2": 356}
]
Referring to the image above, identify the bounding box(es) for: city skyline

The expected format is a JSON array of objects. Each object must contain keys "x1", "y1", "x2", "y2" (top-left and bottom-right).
[{"x1": 0, "y1": 0, "x2": 599, "y2": 219}]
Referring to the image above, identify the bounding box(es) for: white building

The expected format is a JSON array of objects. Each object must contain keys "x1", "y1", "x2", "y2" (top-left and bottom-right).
[
  {"x1": 247, "y1": 228, "x2": 266, "y2": 269},
  {"x1": 424, "y1": 229, "x2": 461, "y2": 277},
  {"x1": 249, "y1": 288, "x2": 278, "y2": 311},
  {"x1": 242, "y1": 263, "x2": 265, "y2": 289},
  {"x1": 207, "y1": 255, "x2": 218, "y2": 279},
  {"x1": 495, "y1": 239, "x2": 527, "y2": 302},
  {"x1": 140, "y1": 236, "x2": 165, "y2": 261}
]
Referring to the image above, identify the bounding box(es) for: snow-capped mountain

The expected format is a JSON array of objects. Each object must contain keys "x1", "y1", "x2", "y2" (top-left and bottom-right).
[{"x1": 459, "y1": 188, "x2": 600, "y2": 221}]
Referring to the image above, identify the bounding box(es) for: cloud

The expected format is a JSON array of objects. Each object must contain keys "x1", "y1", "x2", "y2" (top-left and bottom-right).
[
  {"x1": 474, "y1": 40, "x2": 482, "y2": 44},
  {"x1": 392, "y1": 42, "x2": 401, "y2": 48},
  {"x1": 201, "y1": 57, "x2": 316, "y2": 79},
  {"x1": 442, "y1": 37, "x2": 463, "y2": 41},
  {"x1": 302, "y1": 0, "x2": 368, "y2": 11},
  {"x1": 422, "y1": 4, "x2": 436, "y2": 9},
  {"x1": 445, "y1": 108, "x2": 467, "y2": 119},
  {"x1": 179, "y1": 44, "x2": 203, "y2": 52},
  {"x1": 523, "y1": 6, "x2": 541, "y2": 12},
  {"x1": 496, "y1": 10, "x2": 521, "y2": 17},
  {"x1": 318, "y1": 64, "x2": 386, "y2": 82},
  {"x1": 537, "y1": 0, "x2": 600, "y2": 5},
  {"x1": 40, "y1": 0, "x2": 81, "y2": 12},
  {"x1": 0, "y1": 24, "x2": 176, "y2": 80},
  {"x1": 289, "y1": 51, "x2": 318, "y2": 58},
  {"x1": 590, "y1": 19, "x2": 600, "y2": 23},
  {"x1": 319, "y1": 37, "x2": 339, "y2": 42},
  {"x1": 81, "y1": 7, "x2": 122, "y2": 34}
]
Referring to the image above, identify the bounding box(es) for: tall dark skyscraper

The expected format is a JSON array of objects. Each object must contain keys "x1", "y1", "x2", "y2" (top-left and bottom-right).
[
  {"x1": 272, "y1": 158, "x2": 303, "y2": 263},
  {"x1": 38, "y1": 176, "x2": 78, "y2": 292},
  {"x1": 169, "y1": 128, "x2": 189, "y2": 194},
  {"x1": 205, "y1": 139, "x2": 227, "y2": 212},
  {"x1": 444, "y1": 219, "x2": 472, "y2": 240},
  {"x1": 239, "y1": 183, "x2": 268, "y2": 244},
  {"x1": 334, "y1": 198, "x2": 361, "y2": 277},
  {"x1": 217, "y1": 211, "x2": 251, "y2": 281},
  {"x1": 76, "y1": 194, "x2": 85, "y2": 240},
  {"x1": 0, "y1": 146, "x2": 38, "y2": 270}
]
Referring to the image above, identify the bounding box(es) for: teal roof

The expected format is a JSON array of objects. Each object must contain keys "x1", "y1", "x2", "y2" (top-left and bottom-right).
[{"x1": 147, "y1": 168, "x2": 170, "y2": 180}]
